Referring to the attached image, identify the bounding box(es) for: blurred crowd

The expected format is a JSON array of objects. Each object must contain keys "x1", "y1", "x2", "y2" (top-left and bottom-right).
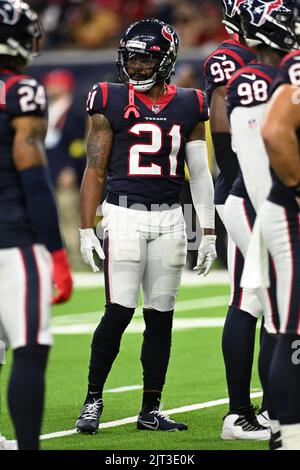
[{"x1": 28, "y1": 0, "x2": 227, "y2": 50}]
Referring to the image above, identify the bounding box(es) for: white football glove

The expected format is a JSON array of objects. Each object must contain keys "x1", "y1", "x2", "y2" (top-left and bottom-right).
[
  {"x1": 193, "y1": 234, "x2": 217, "y2": 277},
  {"x1": 79, "y1": 228, "x2": 105, "y2": 273}
]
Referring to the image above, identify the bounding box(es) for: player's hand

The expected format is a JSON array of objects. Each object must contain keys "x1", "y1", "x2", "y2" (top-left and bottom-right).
[
  {"x1": 296, "y1": 196, "x2": 300, "y2": 209},
  {"x1": 79, "y1": 228, "x2": 105, "y2": 273},
  {"x1": 193, "y1": 235, "x2": 217, "y2": 277},
  {"x1": 51, "y1": 248, "x2": 73, "y2": 304}
]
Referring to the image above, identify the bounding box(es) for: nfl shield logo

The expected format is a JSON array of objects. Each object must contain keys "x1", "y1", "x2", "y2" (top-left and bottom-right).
[
  {"x1": 152, "y1": 104, "x2": 160, "y2": 114},
  {"x1": 248, "y1": 119, "x2": 257, "y2": 129}
]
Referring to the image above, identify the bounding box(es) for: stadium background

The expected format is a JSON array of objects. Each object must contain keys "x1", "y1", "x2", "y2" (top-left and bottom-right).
[{"x1": 1, "y1": 0, "x2": 267, "y2": 451}]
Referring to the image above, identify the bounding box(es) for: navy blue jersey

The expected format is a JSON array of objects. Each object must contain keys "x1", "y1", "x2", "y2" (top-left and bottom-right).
[
  {"x1": 269, "y1": 50, "x2": 300, "y2": 95},
  {"x1": 203, "y1": 39, "x2": 257, "y2": 107},
  {"x1": 226, "y1": 63, "x2": 278, "y2": 200},
  {"x1": 203, "y1": 39, "x2": 256, "y2": 205},
  {"x1": 86, "y1": 82, "x2": 208, "y2": 208},
  {"x1": 267, "y1": 51, "x2": 300, "y2": 212},
  {"x1": 0, "y1": 69, "x2": 47, "y2": 248}
]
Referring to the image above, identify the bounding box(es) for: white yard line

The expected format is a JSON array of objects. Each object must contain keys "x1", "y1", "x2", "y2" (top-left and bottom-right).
[
  {"x1": 52, "y1": 317, "x2": 226, "y2": 335},
  {"x1": 73, "y1": 270, "x2": 229, "y2": 289},
  {"x1": 40, "y1": 392, "x2": 263, "y2": 441},
  {"x1": 104, "y1": 385, "x2": 143, "y2": 394},
  {"x1": 53, "y1": 295, "x2": 229, "y2": 326}
]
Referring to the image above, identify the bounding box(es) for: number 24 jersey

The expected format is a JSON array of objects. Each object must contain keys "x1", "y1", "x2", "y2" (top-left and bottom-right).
[{"x1": 86, "y1": 82, "x2": 209, "y2": 208}]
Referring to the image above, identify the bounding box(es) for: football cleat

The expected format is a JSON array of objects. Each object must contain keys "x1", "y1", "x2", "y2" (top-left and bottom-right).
[
  {"x1": 221, "y1": 407, "x2": 271, "y2": 440},
  {"x1": 256, "y1": 409, "x2": 270, "y2": 428},
  {"x1": 0, "y1": 434, "x2": 17, "y2": 450},
  {"x1": 76, "y1": 397, "x2": 103, "y2": 435},
  {"x1": 269, "y1": 430, "x2": 282, "y2": 451},
  {"x1": 137, "y1": 409, "x2": 188, "y2": 432}
]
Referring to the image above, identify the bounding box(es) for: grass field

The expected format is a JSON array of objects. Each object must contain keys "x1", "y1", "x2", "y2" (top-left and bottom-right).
[{"x1": 0, "y1": 272, "x2": 268, "y2": 450}]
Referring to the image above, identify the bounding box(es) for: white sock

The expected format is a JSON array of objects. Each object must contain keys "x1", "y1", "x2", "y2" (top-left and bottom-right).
[
  {"x1": 269, "y1": 419, "x2": 281, "y2": 435},
  {"x1": 281, "y1": 423, "x2": 300, "y2": 450}
]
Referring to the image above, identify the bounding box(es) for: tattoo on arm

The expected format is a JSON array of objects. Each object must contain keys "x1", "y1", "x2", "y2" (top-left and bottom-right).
[{"x1": 86, "y1": 114, "x2": 113, "y2": 173}]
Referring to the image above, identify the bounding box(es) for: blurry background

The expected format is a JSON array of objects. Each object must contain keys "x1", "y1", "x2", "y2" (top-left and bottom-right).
[{"x1": 27, "y1": 0, "x2": 228, "y2": 269}]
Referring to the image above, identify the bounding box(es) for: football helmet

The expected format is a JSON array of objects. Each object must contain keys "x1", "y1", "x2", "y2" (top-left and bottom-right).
[
  {"x1": 240, "y1": 0, "x2": 300, "y2": 51},
  {"x1": 117, "y1": 18, "x2": 179, "y2": 92},
  {"x1": 222, "y1": 0, "x2": 250, "y2": 34},
  {"x1": 0, "y1": 0, "x2": 42, "y2": 62}
]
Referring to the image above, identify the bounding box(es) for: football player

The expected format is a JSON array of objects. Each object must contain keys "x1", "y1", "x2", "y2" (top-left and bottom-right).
[
  {"x1": 0, "y1": 0, "x2": 73, "y2": 450},
  {"x1": 76, "y1": 18, "x2": 216, "y2": 434},
  {"x1": 260, "y1": 11, "x2": 300, "y2": 450},
  {"x1": 224, "y1": 0, "x2": 300, "y2": 449},
  {"x1": 204, "y1": 0, "x2": 269, "y2": 440}
]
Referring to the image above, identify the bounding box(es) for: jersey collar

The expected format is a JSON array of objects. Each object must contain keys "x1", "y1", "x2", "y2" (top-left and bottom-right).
[{"x1": 135, "y1": 84, "x2": 177, "y2": 114}]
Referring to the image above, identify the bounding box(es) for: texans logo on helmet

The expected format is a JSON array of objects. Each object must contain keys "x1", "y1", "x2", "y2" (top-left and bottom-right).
[
  {"x1": 223, "y1": 0, "x2": 248, "y2": 17},
  {"x1": 162, "y1": 25, "x2": 175, "y2": 46},
  {"x1": 244, "y1": 0, "x2": 284, "y2": 27},
  {"x1": 0, "y1": 0, "x2": 22, "y2": 25}
]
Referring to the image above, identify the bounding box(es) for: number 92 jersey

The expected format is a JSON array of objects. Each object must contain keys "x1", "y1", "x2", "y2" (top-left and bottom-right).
[
  {"x1": 203, "y1": 39, "x2": 256, "y2": 106},
  {"x1": 86, "y1": 82, "x2": 208, "y2": 209},
  {"x1": 0, "y1": 70, "x2": 47, "y2": 248}
]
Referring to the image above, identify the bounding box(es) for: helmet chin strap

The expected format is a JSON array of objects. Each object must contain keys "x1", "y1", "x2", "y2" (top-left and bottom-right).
[{"x1": 124, "y1": 67, "x2": 158, "y2": 92}]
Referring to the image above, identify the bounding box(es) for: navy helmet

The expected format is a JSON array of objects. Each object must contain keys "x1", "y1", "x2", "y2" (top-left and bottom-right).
[
  {"x1": 0, "y1": 0, "x2": 42, "y2": 62},
  {"x1": 222, "y1": 0, "x2": 251, "y2": 34},
  {"x1": 117, "y1": 18, "x2": 179, "y2": 92},
  {"x1": 240, "y1": 0, "x2": 300, "y2": 52}
]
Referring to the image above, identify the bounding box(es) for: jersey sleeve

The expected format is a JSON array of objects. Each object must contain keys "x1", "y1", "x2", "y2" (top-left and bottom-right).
[
  {"x1": 5, "y1": 76, "x2": 47, "y2": 118},
  {"x1": 230, "y1": 105, "x2": 272, "y2": 211},
  {"x1": 194, "y1": 89, "x2": 209, "y2": 122},
  {"x1": 86, "y1": 82, "x2": 108, "y2": 116},
  {"x1": 271, "y1": 52, "x2": 300, "y2": 93}
]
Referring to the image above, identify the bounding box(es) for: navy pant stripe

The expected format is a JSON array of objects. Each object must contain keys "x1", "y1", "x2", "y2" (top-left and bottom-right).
[
  {"x1": 20, "y1": 246, "x2": 40, "y2": 345},
  {"x1": 268, "y1": 255, "x2": 280, "y2": 332},
  {"x1": 103, "y1": 235, "x2": 111, "y2": 304},
  {"x1": 285, "y1": 210, "x2": 300, "y2": 333}
]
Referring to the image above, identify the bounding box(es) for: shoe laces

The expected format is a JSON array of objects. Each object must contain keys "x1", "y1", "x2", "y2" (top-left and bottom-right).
[
  {"x1": 149, "y1": 409, "x2": 175, "y2": 423},
  {"x1": 81, "y1": 399, "x2": 102, "y2": 420}
]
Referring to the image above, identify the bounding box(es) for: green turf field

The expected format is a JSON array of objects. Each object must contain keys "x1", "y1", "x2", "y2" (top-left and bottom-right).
[{"x1": 0, "y1": 278, "x2": 268, "y2": 450}]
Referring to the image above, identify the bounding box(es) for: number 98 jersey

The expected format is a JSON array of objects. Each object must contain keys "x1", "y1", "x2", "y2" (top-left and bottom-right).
[
  {"x1": 86, "y1": 82, "x2": 208, "y2": 209},
  {"x1": 226, "y1": 63, "x2": 278, "y2": 116},
  {"x1": 0, "y1": 69, "x2": 47, "y2": 248}
]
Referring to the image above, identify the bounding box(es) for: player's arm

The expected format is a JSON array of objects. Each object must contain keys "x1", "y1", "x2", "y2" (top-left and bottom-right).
[
  {"x1": 210, "y1": 86, "x2": 240, "y2": 185},
  {"x1": 79, "y1": 113, "x2": 113, "y2": 272},
  {"x1": 262, "y1": 85, "x2": 300, "y2": 199},
  {"x1": 230, "y1": 104, "x2": 272, "y2": 211},
  {"x1": 12, "y1": 115, "x2": 73, "y2": 303},
  {"x1": 186, "y1": 122, "x2": 216, "y2": 276}
]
